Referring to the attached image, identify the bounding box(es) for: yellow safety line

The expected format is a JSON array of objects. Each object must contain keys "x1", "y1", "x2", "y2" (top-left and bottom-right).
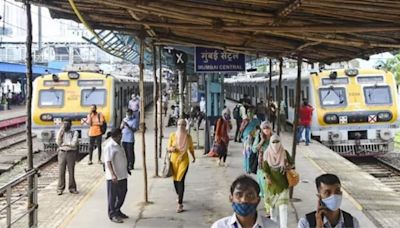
[
  {"x1": 58, "y1": 173, "x2": 105, "y2": 228},
  {"x1": 303, "y1": 153, "x2": 364, "y2": 211},
  {"x1": 67, "y1": 0, "x2": 104, "y2": 47}
]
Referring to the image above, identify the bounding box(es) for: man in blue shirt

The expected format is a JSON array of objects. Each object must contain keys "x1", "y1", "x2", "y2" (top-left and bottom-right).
[{"x1": 120, "y1": 109, "x2": 137, "y2": 170}]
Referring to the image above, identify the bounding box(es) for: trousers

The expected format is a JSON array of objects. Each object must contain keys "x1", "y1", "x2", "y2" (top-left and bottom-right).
[
  {"x1": 89, "y1": 135, "x2": 102, "y2": 162},
  {"x1": 173, "y1": 167, "x2": 188, "y2": 204},
  {"x1": 270, "y1": 204, "x2": 288, "y2": 228},
  {"x1": 57, "y1": 150, "x2": 77, "y2": 191},
  {"x1": 107, "y1": 179, "x2": 128, "y2": 218},
  {"x1": 122, "y1": 142, "x2": 135, "y2": 169}
]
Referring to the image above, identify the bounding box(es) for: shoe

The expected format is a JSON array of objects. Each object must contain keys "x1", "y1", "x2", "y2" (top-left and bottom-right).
[
  {"x1": 98, "y1": 160, "x2": 103, "y2": 164},
  {"x1": 305, "y1": 143, "x2": 309, "y2": 146},
  {"x1": 69, "y1": 190, "x2": 79, "y2": 194},
  {"x1": 176, "y1": 204, "x2": 183, "y2": 213},
  {"x1": 110, "y1": 216, "x2": 123, "y2": 223},
  {"x1": 217, "y1": 160, "x2": 221, "y2": 166},
  {"x1": 118, "y1": 212, "x2": 129, "y2": 219},
  {"x1": 88, "y1": 161, "x2": 93, "y2": 165},
  {"x1": 57, "y1": 190, "x2": 63, "y2": 195}
]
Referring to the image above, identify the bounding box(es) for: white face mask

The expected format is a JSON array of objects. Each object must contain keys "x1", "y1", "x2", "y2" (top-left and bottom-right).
[{"x1": 322, "y1": 194, "x2": 342, "y2": 211}]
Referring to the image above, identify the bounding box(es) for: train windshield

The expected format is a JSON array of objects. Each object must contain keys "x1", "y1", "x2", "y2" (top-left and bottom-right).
[
  {"x1": 364, "y1": 86, "x2": 392, "y2": 105},
  {"x1": 319, "y1": 87, "x2": 346, "y2": 107},
  {"x1": 81, "y1": 89, "x2": 106, "y2": 106},
  {"x1": 39, "y1": 90, "x2": 64, "y2": 107}
]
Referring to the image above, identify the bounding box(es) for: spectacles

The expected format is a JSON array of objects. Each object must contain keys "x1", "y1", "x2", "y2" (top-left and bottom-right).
[{"x1": 272, "y1": 140, "x2": 280, "y2": 143}]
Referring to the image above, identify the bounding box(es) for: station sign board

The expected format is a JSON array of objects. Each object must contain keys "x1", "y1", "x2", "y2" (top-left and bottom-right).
[{"x1": 195, "y1": 47, "x2": 245, "y2": 73}]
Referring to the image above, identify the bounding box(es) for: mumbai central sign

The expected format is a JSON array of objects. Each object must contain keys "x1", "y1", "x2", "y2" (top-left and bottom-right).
[{"x1": 195, "y1": 47, "x2": 245, "y2": 73}]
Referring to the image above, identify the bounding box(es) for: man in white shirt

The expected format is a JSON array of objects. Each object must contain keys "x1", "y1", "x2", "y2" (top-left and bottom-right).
[
  {"x1": 128, "y1": 94, "x2": 140, "y2": 128},
  {"x1": 104, "y1": 128, "x2": 130, "y2": 223},
  {"x1": 297, "y1": 174, "x2": 360, "y2": 228},
  {"x1": 212, "y1": 175, "x2": 278, "y2": 228}
]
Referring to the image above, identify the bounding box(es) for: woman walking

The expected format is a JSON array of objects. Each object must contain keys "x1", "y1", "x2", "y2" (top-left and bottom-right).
[
  {"x1": 240, "y1": 107, "x2": 261, "y2": 173},
  {"x1": 214, "y1": 108, "x2": 232, "y2": 166},
  {"x1": 252, "y1": 121, "x2": 272, "y2": 200},
  {"x1": 167, "y1": 119, "x2": 196, "y2": 213},
  {"x1": 262, "y1": 134, "x2": 293, "y2": 228}
]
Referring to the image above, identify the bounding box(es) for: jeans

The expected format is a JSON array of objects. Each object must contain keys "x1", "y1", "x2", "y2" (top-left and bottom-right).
[
  {"x1": 234, "y1": 119, "x2": 242, "y2": 141},
  {"x1": 107, "y1": 179, "x2": 128, "y2": 219},
  {"x1": 296, "y1": 125, "x2": 310, "y2": 144},
  {"x1": 89, "y1": 135, "x2": 102, "y2": 162},
  {"x1": 257, "y1": 114, "x2": 266, "y2": 122}
]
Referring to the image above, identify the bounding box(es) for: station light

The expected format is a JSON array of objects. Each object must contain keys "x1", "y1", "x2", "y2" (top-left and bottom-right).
[
  {"x1": 345, "y1": 69, "x2": 358, "y2": 77},
  {"x1": 324, "y1": 114, "x2": 339, "y2": 124},
  {"x1": 68, "y1": 71, "x2": 80, "y2": 79}
]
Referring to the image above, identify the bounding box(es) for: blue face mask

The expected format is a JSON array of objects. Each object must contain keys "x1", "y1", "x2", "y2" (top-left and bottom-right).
[
  {"x1": 232, "y1": 202, "x2": 258, "y2": 217},
  {"x1": 321, "y1": 194, "x2": 342, "y2": 211}
]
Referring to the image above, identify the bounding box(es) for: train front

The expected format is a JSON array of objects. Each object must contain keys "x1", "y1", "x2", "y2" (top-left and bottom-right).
[
  {"x1": 311, "y1": 69, "x2": 399, "y2": 156},
  {"x1": 32, "y1": 71, "x2": 112, "y2": 152}
]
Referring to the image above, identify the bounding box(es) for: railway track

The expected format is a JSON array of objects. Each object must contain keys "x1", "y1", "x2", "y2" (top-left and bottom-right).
[{"x1": 349, "y1": 157, "x2": 400, "y2": 192}]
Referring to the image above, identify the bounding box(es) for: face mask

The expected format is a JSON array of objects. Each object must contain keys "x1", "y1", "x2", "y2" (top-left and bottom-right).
[
  {"x1": 231, "y1": 202, "x2": 258, "y2": 217},
  {"x1": 64, "y1": 125, "x2": 71, "y2": 131},
  {"x1": 321, "y1": 194, "x2": 342, "y2": 211}
]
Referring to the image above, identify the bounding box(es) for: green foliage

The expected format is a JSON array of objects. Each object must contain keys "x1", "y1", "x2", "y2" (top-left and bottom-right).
[{"x1": 376, "y1": 54, "x2": 400, "y2": 83}]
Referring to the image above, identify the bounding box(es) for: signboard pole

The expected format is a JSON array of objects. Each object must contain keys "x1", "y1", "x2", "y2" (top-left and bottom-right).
[{"x1": 178, "y1": 69, "x2": 184, "y2": 117}]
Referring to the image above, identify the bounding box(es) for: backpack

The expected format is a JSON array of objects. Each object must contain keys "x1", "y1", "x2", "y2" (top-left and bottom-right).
[
  {"x1": 305, "y1": 210, "x2": 354, "y2": 228},
  {"x1": 233, "y1": 105, "x2": 241, "y2": 119},
  {"x1": 98, "y1": 113, "x2": 107, "y2": 135}
]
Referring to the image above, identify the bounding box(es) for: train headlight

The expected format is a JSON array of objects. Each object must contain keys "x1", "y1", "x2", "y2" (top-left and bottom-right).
[
  {"x1": 68, "y1": 71, "x2": 80, "y2": 79},
  {"x1": 330, "y1": 132, "x2": 342, "y2": 142},
  {"x1": 378, "y1": 112, "x2": 392, "y2": 121},
  {"x1": 379, "y1": 129, "x2": 392, "y2": 141},
  {"x1": 40, "y1": 114, "x2": 53, "y2": 121},
  {"x1": 324, "y1": 114, "x2": 339, "y2": 124},
  {"x1": 345, "y1": 69, "x2": 358, "y2": 77}
]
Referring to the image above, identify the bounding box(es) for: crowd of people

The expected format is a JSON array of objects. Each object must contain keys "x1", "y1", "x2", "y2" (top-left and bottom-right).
[
  {"x1": 0, "y1": 90, "x2": 24, "y2": 110},
  {"x1": 54, "y1": 91, "x2": 360, "y2": 227}
]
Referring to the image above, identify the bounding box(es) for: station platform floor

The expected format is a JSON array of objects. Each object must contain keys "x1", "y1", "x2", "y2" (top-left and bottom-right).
[
  {"x1": 0, "y1": 105, "x2": 25, "y2": 121},
  {"x1": 23, "y1": 103, "x2": 400, "y2": 228}
]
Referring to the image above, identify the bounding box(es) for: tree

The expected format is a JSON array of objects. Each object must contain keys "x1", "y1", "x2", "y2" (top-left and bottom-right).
[{"x1": 376, "y1": 54, "x2": 400, "y2": 83}]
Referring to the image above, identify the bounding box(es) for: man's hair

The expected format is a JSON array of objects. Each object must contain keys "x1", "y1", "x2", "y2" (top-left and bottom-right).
[
  {"x1": 110, "y1": 128, "x2": 122, "y2": 138},
  {"x1": 126, "y1": 109, "x2": 133, "y2": 114},
  {"x1": 315, "y1": 173, "x2": 341, "y2": 190},
  {"x1": 91, "y1": 104, "x2": 97, "y2": 108},
  {"x1": 230, "y1": 175, "x2": 260, "y2": 195},
  {"x1": 63, "y1": 118, "x2": 72, "y2": 123}
]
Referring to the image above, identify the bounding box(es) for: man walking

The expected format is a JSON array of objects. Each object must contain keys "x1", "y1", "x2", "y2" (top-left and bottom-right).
[
  {"x1": 297, "y1": 99, "x2": 314, "y2": 146},
  {"x1": 120, "y1": 109, "x2": 137, "y2": 170},
  {"x1": 104, "y1": 128, "x2": 130, "y2": 223},
  {"x1": 256, "y1": 98, "x2": 267, "y2": 122},
  {"x1": 55, "y1": 118, "x2": 79, "y2": 195},
  {"x1": 87, "y1": 104, "x2": 105, "y2": 165}
]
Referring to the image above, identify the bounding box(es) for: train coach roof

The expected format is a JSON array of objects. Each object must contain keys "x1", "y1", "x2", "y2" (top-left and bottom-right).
[{"x1": 25, "y1": 0, "x2": 400, "y2": 63}]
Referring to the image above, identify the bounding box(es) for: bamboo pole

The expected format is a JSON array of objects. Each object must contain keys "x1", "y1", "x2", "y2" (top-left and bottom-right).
[
  {"x1": 277, "y1": 58, "x2": 283, "y2": 135},
  {"x1": 139, "y1": 36, "x2": 148, "y2": 202},
  {"x1": 267, "y1": 58, "x2": 272, "y2": 120},
  {"x1": 290, "y1": 56, "x2": 302, "y2": 199},
  {"x1": 153, "y1": 45, "x2": 158, "y2": 177},
  {"x1": 25, "y1": 1, "x2": 35, "y2": 226},
  {"x1": 158, "y1": 46, "x2": 163, "y2": 158}
]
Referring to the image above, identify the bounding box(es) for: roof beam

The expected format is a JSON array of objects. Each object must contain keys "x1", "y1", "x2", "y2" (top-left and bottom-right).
[
  {"x1": 276, "y1": 0, "x2": 304, "y2": 18},
  {"x1": 127, "y1": 10, "x2": 157, "y2": 37}
]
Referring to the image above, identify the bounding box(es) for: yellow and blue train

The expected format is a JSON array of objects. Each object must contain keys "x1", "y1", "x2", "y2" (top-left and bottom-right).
[
  {"x1": 225, "y1": 68, "x2": 400, "y2": 156},
  {"x1": 32, "y1": 70, "x2": 154, "y2": 152}
]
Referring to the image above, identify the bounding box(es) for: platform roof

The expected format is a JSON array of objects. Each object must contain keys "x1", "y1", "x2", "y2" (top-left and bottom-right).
[{"x1": 28, "y1": 0, "x2": 400, "y2": 63}]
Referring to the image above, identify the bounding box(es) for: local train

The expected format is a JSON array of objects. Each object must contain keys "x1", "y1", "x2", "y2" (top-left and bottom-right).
[
  {"x1": 225, "y1": 68, "x2": 400, "y2": 156},
  {"x1": 32, "y1": 70, "x2": 154, "y2": 152}
]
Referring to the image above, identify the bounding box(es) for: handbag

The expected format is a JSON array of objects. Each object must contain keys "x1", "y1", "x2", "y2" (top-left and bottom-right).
[
  {"x1": 162, "y1": 151, "x2": 173, "y2": 178},
  {"x1": 286, "y1": 169, "x2": 300, "y2": 187}
]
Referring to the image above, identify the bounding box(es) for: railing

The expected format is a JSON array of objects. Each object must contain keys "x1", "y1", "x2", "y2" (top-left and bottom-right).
[{"x1": 0, "y1": 169, "x2": 39, "y2": 228}]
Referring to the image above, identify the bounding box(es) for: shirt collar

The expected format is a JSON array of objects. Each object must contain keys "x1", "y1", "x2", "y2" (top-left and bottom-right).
[
  {"x1": 229, "y1": 213, "x2": 263, "y2": 228},
  {"x1": 323, "y1": 210, "x2": 344, "y2": 227},
  {"x1": 110, "y1": 138, "x2": 119, "y2": 146}
]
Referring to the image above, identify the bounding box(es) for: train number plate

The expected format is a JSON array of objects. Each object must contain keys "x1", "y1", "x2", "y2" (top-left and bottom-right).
[{"x1": 53, "y1": 118, "x2": 62, "y2": 125}]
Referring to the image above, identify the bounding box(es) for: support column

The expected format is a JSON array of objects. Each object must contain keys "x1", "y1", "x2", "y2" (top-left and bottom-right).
[
  {"x1": 139, "y1": 37, "x2": 148, "y2": 202},
  {"x1": 158, "y1": 46, "x2": 163, "y2": 158},
  {"x1": 178, "y1": 70, "x2": 184, "y2": 117},
  {"x1": 277, "y1": 58, "x2": 283, "y2": 135},
  {"x1": 152, "y1": 45, "x2": 158, "y2": 177},
  {"x1": 268, "y1": 58, "x2": 273, "y2": 117},
  {"x1": 290, "y1": 56, "x2": 302, "y2": 199}
]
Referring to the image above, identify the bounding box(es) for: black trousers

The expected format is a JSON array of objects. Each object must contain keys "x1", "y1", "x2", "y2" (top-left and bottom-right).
[
  {"x1": 234, "y1": 119, "x2": 242, "y2": 141},
  {"x1": 173, "y1": 167, "x2": 188, "y2": 204},
  {"x1": 89, "y1": 135, "x2": 102, "y2": 162},
  {"x1": 107, "y1": 179, "x2": 127, "y2": 219},
  {"x1": 122, "y1": 142, "x2": 135, "y2": 169}
]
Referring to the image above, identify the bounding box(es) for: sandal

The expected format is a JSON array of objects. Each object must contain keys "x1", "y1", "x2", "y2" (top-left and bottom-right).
[{"x1": 176, "y1": 204, "x2": 183, "y2": 213}]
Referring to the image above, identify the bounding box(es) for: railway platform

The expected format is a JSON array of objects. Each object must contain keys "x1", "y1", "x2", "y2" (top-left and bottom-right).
[
  {"x1": 16, "y1": 103, "x2": 399, "y2": 228},
  {"x1": 0, "y1": 106, "x2": 26, "y2": 129}
]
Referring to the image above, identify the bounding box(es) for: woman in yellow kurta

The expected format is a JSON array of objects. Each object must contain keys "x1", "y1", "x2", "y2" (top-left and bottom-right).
[{"x1": 167, "y1": 119, "x2": 196, "y2": 213}]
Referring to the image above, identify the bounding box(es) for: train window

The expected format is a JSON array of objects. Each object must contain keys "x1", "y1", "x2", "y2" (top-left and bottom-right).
[
  {"x1": 364, "y1": 86, "x2": 392, "y2": 105},
  {"x1": 319, "y1": 87, "x2": 346, "y2": 107},
  {"x1": 39, "y1": 90, "x2": 64, "y2": 107},
  {"x1": 81, "y1": 89, "x2": 106, "y2": 106},
  {"x1": 289, "y1": 89, "x2": 294, "y2": 107},
  {"x1": 357, "y1": 76, "x2": 384, "y2": 83},
  {"x1": 322, "y1": 78, "x2": 348, "y2": 85}
]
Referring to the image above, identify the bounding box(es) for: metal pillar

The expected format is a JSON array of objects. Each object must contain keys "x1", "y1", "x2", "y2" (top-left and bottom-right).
[
  {"x1": 268, "y1": 58, "x2": 273, "y2": 116},
  {"x1": 152, "y1": 45, "x2": 158, "y2": 177},
  {"x1": 178, "y1": 70, "x2": 184, "y2": 117},
  {"x1": 158, "y1": 46, "x2": 163, "y2": 158},
  {"x1": 277, "y1": 58, "x2": 283, "y2": 135}
]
